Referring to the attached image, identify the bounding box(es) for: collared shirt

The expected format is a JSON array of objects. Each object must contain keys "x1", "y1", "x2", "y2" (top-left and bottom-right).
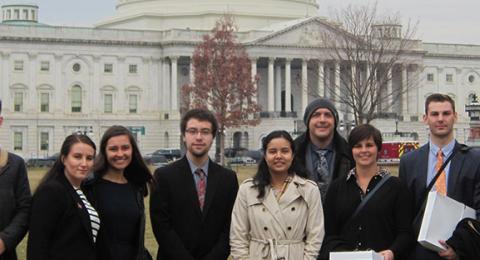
[
  {"x1": 427, "y1": 139, "x2": 455, "y2": 191},
  {"x1": 346, "y1": 168, "x2": 389, "y2": 200},
  {"x1": 187, "y1": 156, "x2": 209, "y2": 191}
]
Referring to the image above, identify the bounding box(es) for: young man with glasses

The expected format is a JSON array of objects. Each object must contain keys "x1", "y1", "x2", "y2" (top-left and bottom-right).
[
  {"x1": 150, "y1": 108, "x2": 239, "y2": 260},
  {"x1": 0, "y1": 99, "x2": 31, "y2": 260}
]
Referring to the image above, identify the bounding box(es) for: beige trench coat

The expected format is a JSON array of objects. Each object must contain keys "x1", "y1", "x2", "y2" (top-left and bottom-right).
[{"x1": 230, "y1": 174, "x2": 324, "y2": 260}]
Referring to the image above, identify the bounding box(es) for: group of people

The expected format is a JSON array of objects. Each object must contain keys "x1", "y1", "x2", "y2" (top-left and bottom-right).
[{"x1": 0, "y1": 93, "x2": 479, "y2": 260}]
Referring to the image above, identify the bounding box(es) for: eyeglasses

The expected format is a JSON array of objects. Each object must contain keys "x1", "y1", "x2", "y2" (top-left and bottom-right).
[{"x1": 185, "y1": 128, "x2": 212, "y2": 136}]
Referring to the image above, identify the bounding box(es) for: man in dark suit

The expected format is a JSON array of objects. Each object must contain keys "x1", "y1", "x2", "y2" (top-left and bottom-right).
[
  {"x1": 150, "y1": 108, "x2": 239, "y2": 260},
  {"x1": 399, "y1": 93, "x2": 480, "y2": 260},
  {"x1": 0, "y1": 99, "x2": 31, "y2": 260}
]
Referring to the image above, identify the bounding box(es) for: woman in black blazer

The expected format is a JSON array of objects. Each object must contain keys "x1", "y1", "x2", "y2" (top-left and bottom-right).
[
  {"x1": 27, "y1": 134, "x2": 99, "y2": 260},
  {"x1": 83, "y1": 125, "x2": 152, "y2": 260}
]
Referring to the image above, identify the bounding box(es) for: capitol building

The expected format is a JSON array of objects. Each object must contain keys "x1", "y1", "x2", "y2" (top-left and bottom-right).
[{"x1": 0, "y1": 0, "x2": 479, "y2": 158}]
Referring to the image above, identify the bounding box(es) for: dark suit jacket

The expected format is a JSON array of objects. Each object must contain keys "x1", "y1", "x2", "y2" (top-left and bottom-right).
[
  {"x1": 27, "y1": 173, "x2": 96, "y2": 260},
  {"x1": 150, "y1": 156, "x2": 239, "y2": 260},
  {"x1": 0, "y1": 151, "x2": 31, "y2": 260},
  {"x1": 399, "y1": 141, "x2": 480, "y2": 260}
]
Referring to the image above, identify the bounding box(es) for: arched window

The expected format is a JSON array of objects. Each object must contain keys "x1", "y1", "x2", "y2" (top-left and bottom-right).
[
  {"x1": 71, "y1": 85, "x2": 82, "y2": 112},
  {"x1": 233, "y1": 132, "x2": 242, "y2": 149},
  {"x1": 243, "y1": 132, "x2": 249, "y2": 149}
]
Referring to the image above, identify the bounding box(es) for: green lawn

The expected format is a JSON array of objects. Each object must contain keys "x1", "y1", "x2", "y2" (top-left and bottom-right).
[{"x1": 16, "y1": 166, "x2": 257, "y2": 260}]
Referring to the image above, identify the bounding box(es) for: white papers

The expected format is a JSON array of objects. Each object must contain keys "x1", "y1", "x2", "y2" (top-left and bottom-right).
[
  {"x1": 330, "y1": 250, "x2": 384, "y2": 260},
  {"x1": 418, "y1": 191, "x2": 476, "y2": 252}
]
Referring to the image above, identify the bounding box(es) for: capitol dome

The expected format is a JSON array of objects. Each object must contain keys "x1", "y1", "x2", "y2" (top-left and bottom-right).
[{"x1": 97, "y1": 0, "x2": 319, "y2": 31}]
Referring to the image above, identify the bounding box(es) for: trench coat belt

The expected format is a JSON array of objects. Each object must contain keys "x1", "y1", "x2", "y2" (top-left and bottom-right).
[{"x1": 251, "y1": 238, "x2": 303, "y2": 260}]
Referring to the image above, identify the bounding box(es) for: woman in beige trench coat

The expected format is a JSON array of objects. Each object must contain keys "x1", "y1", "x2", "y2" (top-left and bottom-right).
[{"x1": 230, "y1": 130, "x2": 324, "y2": 260}]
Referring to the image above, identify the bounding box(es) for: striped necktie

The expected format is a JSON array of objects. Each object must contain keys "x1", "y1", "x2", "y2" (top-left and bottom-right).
[{"x1": 75, "y1": 188, "x2": 101, "y2": 243}]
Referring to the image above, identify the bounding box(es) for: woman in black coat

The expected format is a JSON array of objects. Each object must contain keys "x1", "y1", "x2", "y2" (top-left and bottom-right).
[
  {"x1": 83, "y1": 126, "x2": 152, "y2": 260},
  {"x1": 27, "y1": 134, "x2": 99, "y2": 260}
]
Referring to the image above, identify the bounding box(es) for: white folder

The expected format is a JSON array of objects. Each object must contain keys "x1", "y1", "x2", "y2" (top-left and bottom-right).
[
  {"x1": 418, "y1": 191, "x2": 476, "y2": 252},
  {"x1": 330, "y1": 250, "x2": 384, "y2": 260}
]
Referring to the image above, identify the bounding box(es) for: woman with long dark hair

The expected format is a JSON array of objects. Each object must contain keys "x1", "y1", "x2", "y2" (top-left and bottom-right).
[
  {"x1": 82, "y1": 125, "x2": 152, "y2": 260},
  {"x1": 27, "y1": 134, "x2": 99, "y2": 260},
  {"x1": 230, "y1": 130, "x2": 324, "y2": 260}
]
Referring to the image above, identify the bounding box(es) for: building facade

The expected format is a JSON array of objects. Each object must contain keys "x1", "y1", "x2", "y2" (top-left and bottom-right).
[{"x1": 0, "y1": 0, "x2": 479, "y2": 158}]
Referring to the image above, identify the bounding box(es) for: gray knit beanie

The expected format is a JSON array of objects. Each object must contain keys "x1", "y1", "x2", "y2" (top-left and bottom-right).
[{"x1": 303, "y1": 98, "x2": 339, "y2": 128}]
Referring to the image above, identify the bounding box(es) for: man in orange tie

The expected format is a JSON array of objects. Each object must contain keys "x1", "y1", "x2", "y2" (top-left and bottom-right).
[{"x1": 399, "y1": 93, "x2": 480, "y2": 260}]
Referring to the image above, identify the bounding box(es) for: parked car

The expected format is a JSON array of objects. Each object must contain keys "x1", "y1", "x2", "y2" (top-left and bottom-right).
[
  {"x1": 229, "y1": 156, "x2": 256, "y2": 166},
  {"x1": 144, "y1": 148, "x2": 182, "y2": 163},
  {"x1": 149, "y1": 154, "x2": 169, "y2": 168},
  {"x1": 26, "y1": 158, "x2": 56, "y2": 168}
]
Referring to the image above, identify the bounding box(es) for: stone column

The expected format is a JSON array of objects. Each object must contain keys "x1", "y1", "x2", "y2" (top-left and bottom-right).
[
  {"x1": 318, "y1": 60, "x2": 324, "y2": 97},
  {"x1": 402, "y1": 64, "x2": 409, "y2": 119},
  {"x1": 170, "y1": 56, "x2": 178, "y2": 111},
  {"x1": 275, "y1": 63, "x2": 282, "y2": 112},
  {"x1": 350, "y1": 62, "x2": 357, "y2": 120},
  {"x1": 334, "y1": 61, "x2": 341, "y2": 107},
  {"x1": 268, "y1": 57, "x2": 274, "y2": 112},
  {"x1": 162, "y1": 58, "x2": 170, "y2": 111},
  {"x1": 365, "y1": 63, "x2": 372, "y2": 112},
  {"x1": 189, "y1": 57, "x2": 194, "y2": 84},
  {"x1": 301, "y1": 59, "x2": 308, "y2": 113},
  {"x1": 387, "y1": 67, "x2": 393, "y2": 112},
  {"x1": 251, "y1": 57, "x2": 257, "y2": 103},
  {"x1": 285, "y1": 58, "x2": 292, "y2": 113}
]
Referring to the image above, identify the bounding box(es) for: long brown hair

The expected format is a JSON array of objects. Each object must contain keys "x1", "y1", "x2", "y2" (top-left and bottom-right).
[{"x1": 93, "y1": 125, "x2": 152, "y2": 196}]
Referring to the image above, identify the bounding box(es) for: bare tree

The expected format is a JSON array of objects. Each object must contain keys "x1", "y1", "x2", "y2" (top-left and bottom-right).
[
  {"x1": 318, "y1": 2, "x2": 421, "y2": 124},
  {"x1": 182, "y1": 16, "x2": 261, "y2": 165}
]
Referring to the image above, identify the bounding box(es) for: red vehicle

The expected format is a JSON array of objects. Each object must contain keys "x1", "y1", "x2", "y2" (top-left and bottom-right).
[{"x1": 378, "y1": 141, "x2": 420, "y2": 164}]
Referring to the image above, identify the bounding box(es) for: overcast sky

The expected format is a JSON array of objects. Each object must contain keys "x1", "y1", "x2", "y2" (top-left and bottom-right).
[{"x1": 4, "y1": 0, "x2": 478, "y2": 44}]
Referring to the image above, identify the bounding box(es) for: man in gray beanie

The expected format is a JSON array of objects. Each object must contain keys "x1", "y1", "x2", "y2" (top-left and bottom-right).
[{"x1": 294, "y1": 98, "x2": 354, "y2": 200}]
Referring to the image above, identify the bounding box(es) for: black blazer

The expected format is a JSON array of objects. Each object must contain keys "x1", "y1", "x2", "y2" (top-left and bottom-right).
[
  {"x1": 82, "y1": 177, "x2": 150, "y2": 260},
  {"x1": 150, "y1": 156, "x2": 238, "y2": 260},
  {"x1": 27, "y1": 173, "x2": 96, "y2": 260},
  {"x1": 399, "y1": 141, "x2": 480, "y2": 260}
]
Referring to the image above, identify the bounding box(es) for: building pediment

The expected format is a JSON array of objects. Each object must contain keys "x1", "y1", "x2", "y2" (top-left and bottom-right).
[{"x1": 250, "y1": 17, "x2": 344, "y2": 48}]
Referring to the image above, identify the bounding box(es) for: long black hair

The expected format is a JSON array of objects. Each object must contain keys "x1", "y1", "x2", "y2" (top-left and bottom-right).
[
  {"x1": 37, "y1": 134, "x2": 96, "y2": 190},
  {"x1": 252, "y1": 130, "x2": 308, "y2": 199},
  {"x1": 93, "y1": 125, "x2": 152, "y2": 196}
]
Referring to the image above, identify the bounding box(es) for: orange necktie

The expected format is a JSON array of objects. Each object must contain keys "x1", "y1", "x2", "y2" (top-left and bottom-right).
[{"x1": 435, "y1": 150, "x2": 447, "y2": 196}]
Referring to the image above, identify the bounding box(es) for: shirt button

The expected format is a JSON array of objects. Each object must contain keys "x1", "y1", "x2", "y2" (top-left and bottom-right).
[
  {"x1": 264, "y1": 227, "x2": 268, "y2": 231},
  {"x1": 291, "y1": 207, "x2": 295, "y2": 211},
  {"x1": 358, "y1": 226, "x2": 362, "y2": 231},
  {"x1": 287, "y1": 226, "x2": 292, "y2": 231},
  {"x1": 358, "y1": 242, "x2": 362, "y2": 247},
  {"x1": 262, "y1": 208, "x2": 266, "y2": 212}
]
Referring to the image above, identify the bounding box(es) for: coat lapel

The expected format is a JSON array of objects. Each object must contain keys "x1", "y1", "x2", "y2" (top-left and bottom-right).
[
  {"x1": 278, "y1": 175, "x2": 303, "y2": 208},
  {"x1": 178, "y1": 157, "x2": 203, "y2": 218},
  {"x1": 263, "y1": 188, "x2": 289, "y2": 237},
  {"x1": 417, "y1": 144, "x2": 429, "y2": 189},
  {"x1": 58, "y1": 173, "x2": 94, "y2": 243},
  {"x1": 448, "y1": 142, "x2": 466, "y2": 195},
  {"x1": 202, "y1": 160, "x2": 219, "y2": 219}
]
